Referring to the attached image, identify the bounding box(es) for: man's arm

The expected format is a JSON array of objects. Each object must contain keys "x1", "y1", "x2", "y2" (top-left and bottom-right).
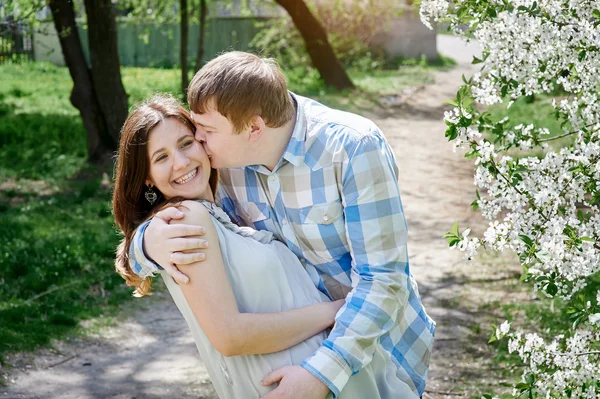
[
  {"x1": 129, "y1": 206, "x2": 208, "y2": 283},
  {"x1": 300, "y1": 132, "x2": 423, "y2": 397}
]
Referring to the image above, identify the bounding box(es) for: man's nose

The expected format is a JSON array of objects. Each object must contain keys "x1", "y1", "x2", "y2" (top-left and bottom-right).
[{"x1": 195, "y1": 126, "x2": 206, "y2": 142}]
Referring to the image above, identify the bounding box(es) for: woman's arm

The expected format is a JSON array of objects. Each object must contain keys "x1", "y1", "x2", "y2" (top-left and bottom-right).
[{"x1": 171, "y1": 200, "x2": 343, "y2": 357}]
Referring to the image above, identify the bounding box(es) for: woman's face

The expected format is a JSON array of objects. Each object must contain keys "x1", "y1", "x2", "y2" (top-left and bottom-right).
[{"x1": 146, "y1": 118, "x2": 214, "y2": 202}]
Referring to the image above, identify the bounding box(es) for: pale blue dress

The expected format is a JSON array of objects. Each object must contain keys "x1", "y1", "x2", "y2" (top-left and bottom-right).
[{"x1": 158, "y1": 201, "x2": 417, "y2": 399}]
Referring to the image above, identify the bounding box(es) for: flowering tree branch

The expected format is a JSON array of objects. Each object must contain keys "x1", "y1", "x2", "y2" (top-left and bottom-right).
[{"x1": 420, "y1": 0, "x2": 600, "y2": 396}]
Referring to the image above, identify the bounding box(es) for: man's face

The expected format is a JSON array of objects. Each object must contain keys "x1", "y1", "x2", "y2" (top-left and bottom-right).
[{"x1": 190, "y1": 104, "x2": 250, "y2": 169}]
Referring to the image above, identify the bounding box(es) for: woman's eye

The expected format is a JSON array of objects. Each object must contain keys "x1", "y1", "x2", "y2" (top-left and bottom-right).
[
  {"x1": 182, "y1": 140, "x2": 193, "y2": 148},
  {"x1": 155, "y1": 154, "x2": 167, "y2": 162}
]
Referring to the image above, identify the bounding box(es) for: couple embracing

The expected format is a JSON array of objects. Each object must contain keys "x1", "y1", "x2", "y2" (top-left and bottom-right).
[{"x1": 112, "y1": 51, "x2": 435, "y2": 399}]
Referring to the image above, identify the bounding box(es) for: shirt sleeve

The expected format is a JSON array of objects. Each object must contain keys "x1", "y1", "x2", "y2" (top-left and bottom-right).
[
  {"x1": 301, "y1": 131, "x2": 411, "y2": 397},
  {"x1": 128, "y1": 220, "x2": 163, "y2": 279}
]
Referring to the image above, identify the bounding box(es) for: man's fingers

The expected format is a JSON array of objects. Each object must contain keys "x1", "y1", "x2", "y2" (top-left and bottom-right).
[
  {"x1": 154, "y1": 206, "x2": 185, "y2": 223},
  {"x1": 168, "y1": 237, "x2": 209, "y2": 252},
  {"x1": 169, "y1": 251, "x2": 206, "y2": 265},
  {"x1": 260, "y1": 367, "x2": 287, "y2": 386},
  {"x1": 165, "y1": 224, "x2": 206, "y2": 238},
  {"x1": 161, "y1": 262, "x2": 190, "y2": 284}
]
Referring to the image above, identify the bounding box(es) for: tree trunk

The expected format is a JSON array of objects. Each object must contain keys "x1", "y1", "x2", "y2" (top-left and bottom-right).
[
  {"x1": 48, "y1": 0, "x2": 111, "y2": 162},
  {"x1": 274, "y1": 0, "x2": 354, "y2": 90},
  {"x1": 180, "y1": 0, "x2": 189, "y2": 93},
  {"x1": 195, "y1": 0, "x2": 208, "y2": 72},
  {"x1": 83, "y1": 0, "x2": 128, "y2": 154}
]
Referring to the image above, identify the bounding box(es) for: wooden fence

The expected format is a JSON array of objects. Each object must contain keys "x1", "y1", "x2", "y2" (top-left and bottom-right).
[
  {"x1": 0, "y1": 23, "x2": 34, "y2": 64},
  {"x1": 34, "y1": 17, "x2": 269, "y2": 68}
]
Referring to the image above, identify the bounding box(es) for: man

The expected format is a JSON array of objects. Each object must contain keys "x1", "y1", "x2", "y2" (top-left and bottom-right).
[{"x1": 130, "y1": 51, "x2": 435, "y2": 398}]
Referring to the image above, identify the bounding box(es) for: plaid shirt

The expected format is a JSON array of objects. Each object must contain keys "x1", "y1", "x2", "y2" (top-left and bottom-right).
[{"x1": 130, "y1": 93, "x2": 435, "y2": 397}]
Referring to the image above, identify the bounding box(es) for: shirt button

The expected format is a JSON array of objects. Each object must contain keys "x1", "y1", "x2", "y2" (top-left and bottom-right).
[
  {"x1": 282, "y1": 219, "x2": 288, "y2": 225},
  {"x1": 269, "y1": 175, "x2": 275, "y2": 181},
  {"x1": 323, "y1": 215, "x2": 329, "y2": 222}
]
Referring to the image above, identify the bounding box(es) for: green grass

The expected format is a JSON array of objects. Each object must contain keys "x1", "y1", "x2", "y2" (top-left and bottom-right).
[
  {"x1": 0, "y1": 179, "x2": 132, "y2": 368},
  {"x1": 486, "y1": 93, "x2": 574, "y2": 157},
  {"x1": 284, "y1": 54, "x2": 456, "y2": 112},
  {"x1": 0, "y1": 58, "x2": 454, "y2": 372}
]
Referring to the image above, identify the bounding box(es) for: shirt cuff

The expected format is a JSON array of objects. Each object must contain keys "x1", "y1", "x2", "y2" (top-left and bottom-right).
[
  {"x1": 301, "y1": 346, "x2": 353, "y2": 398},
  {"x1": 128, "y1": 220, "x2": 163, "y2": 279}
]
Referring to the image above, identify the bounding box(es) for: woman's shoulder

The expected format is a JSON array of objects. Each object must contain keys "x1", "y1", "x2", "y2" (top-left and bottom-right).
[{"x1": 177, "y1": 200, "x2": 216, "y2": 224}]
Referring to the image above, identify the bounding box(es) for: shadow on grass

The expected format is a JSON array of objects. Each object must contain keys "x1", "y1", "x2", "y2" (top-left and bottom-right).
[
  {"x1": 0, "y1": 106, "x2": 87, "y2": 182},
  {"x1": 0, "y1": 173, "x2": 131, "y2": 369}
]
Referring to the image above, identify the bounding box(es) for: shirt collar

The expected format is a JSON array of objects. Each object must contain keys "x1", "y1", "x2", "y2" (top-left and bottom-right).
[
  {"x1": 280, "y1": 92, "x2": 306, "y2": 168},
  {"x1": 246, "y1": 92, "x2": 306, "y2": 174}
]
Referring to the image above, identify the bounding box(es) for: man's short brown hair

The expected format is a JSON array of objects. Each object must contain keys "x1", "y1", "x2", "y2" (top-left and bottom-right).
[{"x1": 187, "y1": 51, "x2": 295, "y2": 133}]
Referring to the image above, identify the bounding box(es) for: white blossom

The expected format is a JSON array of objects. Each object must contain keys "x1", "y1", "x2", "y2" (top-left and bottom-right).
[
  {"x1": 500, "y1": 320, "x2": 511, "y2": 335},
  {"x1": 420, "y1": 0, "x2": 600, "y2": 395}
]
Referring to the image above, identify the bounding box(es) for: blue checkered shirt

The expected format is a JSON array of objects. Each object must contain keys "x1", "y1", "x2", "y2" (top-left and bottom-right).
[{"x1": 130, "y1": 93, "x2": 435, "y2": 397}]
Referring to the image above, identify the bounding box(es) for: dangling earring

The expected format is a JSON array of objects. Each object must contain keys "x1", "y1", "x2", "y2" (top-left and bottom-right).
[{"x1": 145, "y1": 186, "x2": 158, "y2": 205}]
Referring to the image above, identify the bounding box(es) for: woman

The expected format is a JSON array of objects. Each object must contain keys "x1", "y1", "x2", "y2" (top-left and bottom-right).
[{"x1": 112, "y1": 94, "x2": 410, "y2": 399}]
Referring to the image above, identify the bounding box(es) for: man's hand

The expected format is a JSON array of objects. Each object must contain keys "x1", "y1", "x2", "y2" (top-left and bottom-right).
[
  {"x1": 260, "y1": 366, "x2": 330, "y2": 399},
  {"x1": 144, "y1": 207, "x2": 208, "y2": 284}
]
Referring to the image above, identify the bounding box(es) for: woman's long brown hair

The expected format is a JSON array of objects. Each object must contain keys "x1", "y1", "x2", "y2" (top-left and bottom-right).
[{"x1": 112, "y1": 94, "x2": 218, "y2": 296}]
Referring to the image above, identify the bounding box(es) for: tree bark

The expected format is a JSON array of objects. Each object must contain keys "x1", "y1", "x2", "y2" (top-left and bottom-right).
[
  {"x1": 274, "y1": 0, "x2": 354, "y2": 90},
  {"x1": 83, "y1": 0, "x2": 128, "y2": 154},
  {"x1": 48, "y1": 0, "x2": 111, "y2": 162},
  {"x1": 180, "y1": 0, "x2": 189, "y2": 93},
  {"x1": 195, "y1": 0, "x2": 208, "y2": 72}
]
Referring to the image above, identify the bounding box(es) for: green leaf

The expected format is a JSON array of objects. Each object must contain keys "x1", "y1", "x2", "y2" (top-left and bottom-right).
[
  {"x1": 593, "y1": 9, "x2": 600, "y2": 19},
  {"x1": 558, "y1": 206, "x2": 567, "y2": 215},
  {"x1": 526, "y1": 373, "x2": 535, "y2": 384},
  {"x1": 447, "y1": 238, "x2": 460, "y2": 246},
  {"x1": 472, "y1": 56, "x2": 484, "y2": 64},
  {"x1": 451, "y1": 221, "x2": 460, "y2": 237},
  {"x1": 488, "y1": 324, "x2": 498, "y2": 343},
  {"x1": 446, "y1": 125, "x2": 458, "y2": 140},
  {"x1": 580, "y1": 236, "x2": 595, "y2": 242},
  {"x1": 519, "y1": 234, "x2": 533, "y2": 248},
  {"x1": 578, "y1": 50, "x2": 586, "y2": 62},
  {"x1": 465, "y1": 149, "x2": 480, "y2": 159},
  {"x1": 546, "y1": 283, "x2": 558, "y2": 296}
]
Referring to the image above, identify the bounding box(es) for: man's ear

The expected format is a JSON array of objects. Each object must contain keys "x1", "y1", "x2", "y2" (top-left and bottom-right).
[{"x1": 247, "y1": 115, "x2": 266, "y2": 142}]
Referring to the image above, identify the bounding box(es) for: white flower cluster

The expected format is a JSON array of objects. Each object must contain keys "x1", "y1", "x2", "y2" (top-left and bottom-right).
[
  {"x1": 506, "y1": 329, "x2": 600, "y2": 398},
  {"x1": 421, "y1": 0, "x2": 600, "y2": 395}
]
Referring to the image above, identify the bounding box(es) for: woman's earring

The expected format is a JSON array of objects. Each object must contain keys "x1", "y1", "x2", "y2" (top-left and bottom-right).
[{"x1": 145, "y1": 186, "x2": 158, "y2": 205}]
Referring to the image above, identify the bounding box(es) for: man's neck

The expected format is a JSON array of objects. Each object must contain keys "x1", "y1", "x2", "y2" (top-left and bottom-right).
[{"x1": 261, "y1": 115, "x2": 296, "y2": 171}]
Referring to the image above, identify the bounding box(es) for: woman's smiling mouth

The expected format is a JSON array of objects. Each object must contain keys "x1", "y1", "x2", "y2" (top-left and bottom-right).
[{"x1": 174, "y1": 167, "x2": 198, "y2": 184}]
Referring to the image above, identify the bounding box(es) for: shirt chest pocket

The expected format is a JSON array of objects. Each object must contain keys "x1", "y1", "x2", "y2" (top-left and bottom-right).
[
  {"x1": 294, "y1": 201, "x2": 348, "y2": 260},
  {"x1": 301, "y1": 201, "x2": 343, "y2": 224},
  {"x1": 234, "y1": 201, "x2": 272, "y2": 230}
]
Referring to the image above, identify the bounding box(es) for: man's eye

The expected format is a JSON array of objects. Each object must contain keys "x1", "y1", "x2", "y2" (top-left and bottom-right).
[{"x1": 182, "y1": 140, "x2": 193, "y2": 148}]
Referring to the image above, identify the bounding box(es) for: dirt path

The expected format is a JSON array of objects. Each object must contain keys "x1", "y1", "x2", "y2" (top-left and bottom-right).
[{"x1": 1, "y1": 36, "x2": 510, "y2": 399}]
